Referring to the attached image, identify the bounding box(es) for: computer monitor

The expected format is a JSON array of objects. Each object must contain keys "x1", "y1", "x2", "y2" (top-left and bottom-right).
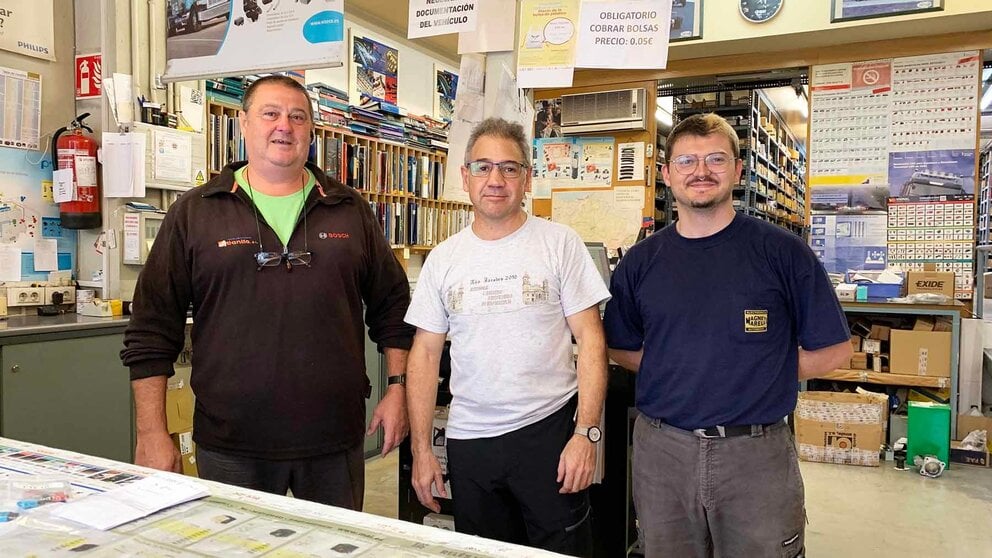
[{"x1": 585, "y1": 242, "x2": 612, "y2": 288}]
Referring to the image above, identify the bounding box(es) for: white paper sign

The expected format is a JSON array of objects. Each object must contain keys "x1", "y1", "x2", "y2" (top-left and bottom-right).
[
  {"x1": 409, "y1": 0, "x2": 478, "y2": 39},
  {"x1": 102, "y1": 132, "x2": 147, "y2": 197},
  {"x1": 33, "y1": 238, "x2": 58, "y2": 271},
  {"x1": 614, "y1": 185, "x2": 646, "y2": 208},
  {"x1": 123, "y1": 213, "x2": 141, "y2": 264},
  {"x1": 458, "y1": 0, "x2": 516, "y2": 53},
  {"x1": 0, "y1": 245, "x2": 22, "y2": 281},
  {"x1": 53, "y1": 168, "x2": 75, "y2": 203},
  {"x1": 576, "y1": 1, "x2": 671, "y2": 69},
  {"x1": 153, "y1": 129, "x2": 192, "y2": 183},
  {"x1": 616, "y1": 141, "x2": 645, "y2": 181},
  {"x1": 112, "y1": 72, "x2": 134, "y2": 125}
]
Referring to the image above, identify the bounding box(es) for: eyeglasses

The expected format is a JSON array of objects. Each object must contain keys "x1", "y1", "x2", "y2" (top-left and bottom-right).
[
  {"x1": 245, "y1": 169, "x2": 312, "y2": 272},
  {"x1": 669, "y1": 153, "x2": 736, "y2": 175},
  {"x1": 255, "y1": 249, "x2": 313, "y2": 270},
  {"x1": 466, "y1": 160, "x2": 529, "y2": 179}
]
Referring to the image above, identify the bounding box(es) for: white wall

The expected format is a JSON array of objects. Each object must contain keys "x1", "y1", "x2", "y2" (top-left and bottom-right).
[{"x1": 306, "y1": 15, "x2": 458, "y2": 118}]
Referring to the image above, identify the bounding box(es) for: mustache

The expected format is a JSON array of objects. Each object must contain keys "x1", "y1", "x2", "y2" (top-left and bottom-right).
[{"x1": 686, "y1": 176, "x2": 717, "y2": 186}]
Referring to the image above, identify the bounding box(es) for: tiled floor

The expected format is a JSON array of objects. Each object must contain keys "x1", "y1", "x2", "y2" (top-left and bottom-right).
[{"x1": 363, "y1": 452, "x2": 992, "y2": 556}]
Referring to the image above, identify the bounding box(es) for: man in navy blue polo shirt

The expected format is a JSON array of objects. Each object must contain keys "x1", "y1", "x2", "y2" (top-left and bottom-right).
[{"x1": 604, "y1": 113, "x2": 852, "y2": 558}]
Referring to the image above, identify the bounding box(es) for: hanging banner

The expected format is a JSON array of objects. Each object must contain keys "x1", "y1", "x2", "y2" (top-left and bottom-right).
[
  {"x1": 408, "y1": 0, "x2": 478, "y2": 39},
  {"x1": 516, "y1": 0, "x2": 579, "y2": 89},
  {"x1": 163, "y1": 0, "x2": 344, "y2": 82},
  {"x1": 0, "y1": 0, "x2": 56, "y2": 61},
  {"x1": 575, "y1": 0, "x2": 671, "y2": 69}
]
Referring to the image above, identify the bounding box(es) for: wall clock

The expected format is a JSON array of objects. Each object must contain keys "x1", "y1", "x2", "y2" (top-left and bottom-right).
[{"x1": 740, "y1": 0, "x2": 784, "y2": 23}]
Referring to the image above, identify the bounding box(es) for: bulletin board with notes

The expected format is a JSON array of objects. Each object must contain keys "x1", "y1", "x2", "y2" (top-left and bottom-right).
[{"x1": 532, "y1": 80, "x2": 657, "y2": 257}]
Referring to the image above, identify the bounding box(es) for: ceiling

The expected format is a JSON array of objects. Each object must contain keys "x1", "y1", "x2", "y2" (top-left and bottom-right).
[{"x1": 347, "y1": 0, "x2": 459, "y2": 63}]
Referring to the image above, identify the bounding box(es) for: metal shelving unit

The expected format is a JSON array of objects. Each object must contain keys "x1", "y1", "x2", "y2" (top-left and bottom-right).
[{"x1": 668, "y1": 89, "x2": 808, "y2": 237}]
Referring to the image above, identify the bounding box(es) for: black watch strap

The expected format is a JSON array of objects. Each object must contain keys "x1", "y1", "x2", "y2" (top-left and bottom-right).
[{"x1": 387, "y1": 374, "x2": 406, "y2": 386}]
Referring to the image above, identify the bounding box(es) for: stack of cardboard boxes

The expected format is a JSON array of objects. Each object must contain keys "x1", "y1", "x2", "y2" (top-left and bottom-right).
[
  {"x1": 847, "y1": 316, "x2": 952, "y2": 379},
  {"x1": 795, "y1": 391, "x2": 889, "y2": 467}
]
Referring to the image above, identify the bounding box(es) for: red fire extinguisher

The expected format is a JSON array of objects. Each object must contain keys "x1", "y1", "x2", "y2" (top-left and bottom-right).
[{"x1": 51, "y1": 113, "x2": 102, "y2": 229}]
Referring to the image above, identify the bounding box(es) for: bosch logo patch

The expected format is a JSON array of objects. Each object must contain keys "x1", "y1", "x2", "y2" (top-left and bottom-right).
[{"x1": 318, "y1": 232, "x2": 350, "y2": 239}]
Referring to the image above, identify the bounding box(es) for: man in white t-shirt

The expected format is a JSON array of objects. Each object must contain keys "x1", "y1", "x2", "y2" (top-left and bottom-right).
[{"x1": 405, "y1": 118, "x2": 610, "y2": 556}]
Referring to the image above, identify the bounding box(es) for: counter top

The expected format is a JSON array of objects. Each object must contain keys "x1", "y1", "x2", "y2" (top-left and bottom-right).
[{"x1": 0, "y1": 314, "x2": 129, "y2": 337}]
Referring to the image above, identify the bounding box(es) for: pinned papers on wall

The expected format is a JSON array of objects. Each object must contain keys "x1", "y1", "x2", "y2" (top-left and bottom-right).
[
  {"x1": 53, "y1": 168, "x2": 75, "y2": 203},
  {"x1": 152, "y1": 129, "x2": 192, "y2": 183},
  {"x1": 516, "y1": 0, "x2": 579, "y2": 88},
  {"x1": 0, "y1": 245, "x2": 22, "y2": 281},
  {"x1": 102, "y1": 133, "x2": 147, "y2": 197},
  {"x1": 33, "y1": 238, "x2": 58, "y2": 271},
  {"x1": 616, "y1": 142, "x2": 645, "y2": 182},
  {"x1": 178, "y1": 86, "x2": 205, "y2": 133},
  {"x1": 458, "y1": 0, "x2": 516, "y2": 53}
]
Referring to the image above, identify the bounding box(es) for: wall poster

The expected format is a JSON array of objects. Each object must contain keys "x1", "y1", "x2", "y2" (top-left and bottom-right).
[
  {"x1": 670, "y1": 0, "x2": 702, "y2": 42},
  {"x1": 435, "y1": 68, "x2": 458, "y2": 122},
  {"x1": 351, "y1": 34, "x2": 399, "y2": 105}
]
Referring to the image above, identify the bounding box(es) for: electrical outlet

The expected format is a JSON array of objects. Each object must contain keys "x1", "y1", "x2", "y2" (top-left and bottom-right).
[
  {"x1": 45, "y1": 287, "x2": 76, "y2": 304},
  {"x1": 7, "y1": 287, "x2": 45, "y2": 307}
]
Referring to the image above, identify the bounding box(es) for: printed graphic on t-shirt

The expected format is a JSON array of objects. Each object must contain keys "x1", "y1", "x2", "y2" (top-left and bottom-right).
[
  {"x1": 744, "y1": 309, "x2": 768, "y2": 333},
  {"x1": 445, "y1": 271, "x2": 557, "y2": 315}
]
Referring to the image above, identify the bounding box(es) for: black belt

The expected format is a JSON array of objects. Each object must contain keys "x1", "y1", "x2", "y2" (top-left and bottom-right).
[
  {"x1": 646, "y1": 416, "x2": 783, "y2": 439},
  {"x1": 692, "y1": 424, "x2": 767, "y2": 438}
]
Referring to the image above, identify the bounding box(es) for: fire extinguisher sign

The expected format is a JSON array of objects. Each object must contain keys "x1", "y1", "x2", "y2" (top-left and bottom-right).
[{"x1": 75, "y1": 53, "x2": 103, "y2": 100}]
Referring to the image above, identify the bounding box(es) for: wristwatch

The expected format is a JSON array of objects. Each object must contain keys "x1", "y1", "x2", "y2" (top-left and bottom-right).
[
  {"x1": 574, "y1": 425, "x2": 602, "y2": 443},
  {"x1": 387, "y1": 374, "x2": 406, "y2": 386}
]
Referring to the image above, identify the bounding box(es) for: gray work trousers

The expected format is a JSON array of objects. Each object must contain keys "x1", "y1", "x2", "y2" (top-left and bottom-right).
[{"x1": 632, "y1": 414, "x2": 805, "y2": 558}]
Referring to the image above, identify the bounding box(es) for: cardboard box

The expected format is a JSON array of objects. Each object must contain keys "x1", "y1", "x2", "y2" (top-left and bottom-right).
[
  {"x1": 956, "y1": 414, "x2": 992, "y2": 448},
  {"x1": 849, "y1": 352, "x2": 868, "y2": 370},
  {"x1": 796, "y1": 391, "x2": 888, "y2": 467},
  {"x1": 950, "y1": 441, "x2": 989, "y2": 467},
  {"x1": 872, "y1": 353, "x2": 888, "y2": 373},
  {"x1": 933, "y1": 318, "x2": 952, "y2": 332},
  {"x1": 888, "y1": 330, "x2": 951, "y2": 377},
  {"x1": 835, "y1": 284, "x2": 857, "y2": 302},
  {"x1": 869, "y1": 324, "x2": 891, "y2": 341},
  {"x1": 912, "y1": 316, "x2": 935, "y2": 331},
  {"x1": 166, "y1": 382, "x2": 198, "y2": 477},
  {"x1": 906, "y1": 270, "x2": 955, "y2": 298},
  {"x1": 861, "y1": 339, "x2": 881, "y2": 355},
  {"x1": 850, "y1": 336, "x2": 862, "y2": 352}
]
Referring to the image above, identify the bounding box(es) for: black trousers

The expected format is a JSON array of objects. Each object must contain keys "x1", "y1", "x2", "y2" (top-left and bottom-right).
[
  {"x1": 446, "y1": 396, "x2": 593, "y2": 557},
  {"x1": 196, "y1": 443, "x2": 365, "y2": 510}
]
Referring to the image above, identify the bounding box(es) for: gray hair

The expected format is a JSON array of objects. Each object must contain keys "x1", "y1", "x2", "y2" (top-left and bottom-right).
[{"x1": 464, "y1": 118, "x2": 531, "y2": 166}]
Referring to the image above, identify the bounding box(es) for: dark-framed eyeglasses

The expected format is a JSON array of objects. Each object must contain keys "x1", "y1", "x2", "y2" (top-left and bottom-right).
[
  {"x1": 244, "y1": 170, "x2": 312, "y2": 273},
  {"x1": 466, "y1": 159, "x2": 529, "y2": 179},
  {"x1": 255, "y1": 249, "x2": 313, "y2": 271},
  {"x1": 668, "y1": 153, "x2": 736, "y2": 175}
]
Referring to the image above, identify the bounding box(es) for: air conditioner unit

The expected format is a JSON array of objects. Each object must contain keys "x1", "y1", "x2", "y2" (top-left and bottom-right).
[{"x1": 561, "y1": 88, "x2": 647, "y2": 134}]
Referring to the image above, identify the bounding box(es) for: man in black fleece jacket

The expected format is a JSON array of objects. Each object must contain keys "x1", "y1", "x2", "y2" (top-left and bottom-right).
[{"x1": 121, "y1": 76, "x2": 413, "y2": 509}]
